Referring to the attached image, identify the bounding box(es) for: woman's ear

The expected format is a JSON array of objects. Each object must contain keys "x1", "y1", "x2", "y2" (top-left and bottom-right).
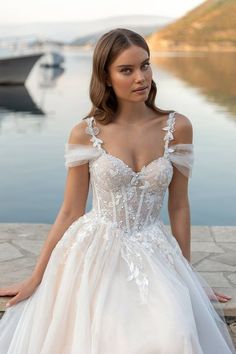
[{"x1": 106, "y1": 79, "x2": 112, "y2": 87}]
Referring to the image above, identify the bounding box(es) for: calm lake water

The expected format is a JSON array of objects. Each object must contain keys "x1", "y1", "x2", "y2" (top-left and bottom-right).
[{"x1": 0, "y1": 50, "x2": 236, "y2": 225}]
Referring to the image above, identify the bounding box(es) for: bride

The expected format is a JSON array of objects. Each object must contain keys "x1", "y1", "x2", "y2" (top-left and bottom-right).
[{"x1": 0, "y1": 28, "x2": 235, "y2": 353}]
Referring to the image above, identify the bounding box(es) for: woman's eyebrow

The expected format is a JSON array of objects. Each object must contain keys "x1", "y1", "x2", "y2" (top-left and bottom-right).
[{"x1": 116, "y1": 58, "x2": 150, "y2": 68}]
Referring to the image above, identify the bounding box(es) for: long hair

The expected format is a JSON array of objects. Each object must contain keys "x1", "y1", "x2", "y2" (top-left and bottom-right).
[{"x1": 84, "y1": 28, "x2": 173, "y2": 124}]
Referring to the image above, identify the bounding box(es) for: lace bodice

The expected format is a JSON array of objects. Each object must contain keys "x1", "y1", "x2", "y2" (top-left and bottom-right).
[{"x1": 64, "y1": 112, "x2": 194, "y2": 234}]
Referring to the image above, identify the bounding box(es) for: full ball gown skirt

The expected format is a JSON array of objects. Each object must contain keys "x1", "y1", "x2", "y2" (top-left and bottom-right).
[{"x1": 0, "y1": 112, "x2": 235, "y2": 354}]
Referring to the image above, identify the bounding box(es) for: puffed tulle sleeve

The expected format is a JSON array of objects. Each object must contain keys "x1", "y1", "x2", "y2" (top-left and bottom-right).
[
  {"x1": 168, "y1": 143, "x2": 194, "y2": 178},
  {"x1": 64, "y1": 143, "x2": 102, "y2": 168}
]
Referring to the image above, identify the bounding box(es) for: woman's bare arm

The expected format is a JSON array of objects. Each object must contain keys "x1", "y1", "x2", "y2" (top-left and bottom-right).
[
  {"x1": 167, "y1": 113, "x2": 193, "y2": 262},
  {"x1": 0, "y1": 121, "x2": 91, "y2": 306},
  {"x1": 31, "y1": 120, "x2": 90, "y2": 284},
  {"x1": 168, "y1": 113, "x2": 232, "y2": 302}
]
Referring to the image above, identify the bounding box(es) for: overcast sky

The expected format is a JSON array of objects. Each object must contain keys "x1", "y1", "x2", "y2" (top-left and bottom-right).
[{"x1": 1, "y1": 0, "x2": 205, "y2": 24}]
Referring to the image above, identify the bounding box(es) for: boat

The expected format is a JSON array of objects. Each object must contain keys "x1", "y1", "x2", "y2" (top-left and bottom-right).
[
  {"x1": 0, "y1": 53, "x2": 43, "y2": 85},
  {"x1": 40, "y1": 52, "x2": 64, "y2": 68}
]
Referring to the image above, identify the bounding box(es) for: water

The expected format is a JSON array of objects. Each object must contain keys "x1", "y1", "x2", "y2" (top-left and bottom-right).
[{"x1": 0, "y1": 50, "x2": 236, "y2": 225}]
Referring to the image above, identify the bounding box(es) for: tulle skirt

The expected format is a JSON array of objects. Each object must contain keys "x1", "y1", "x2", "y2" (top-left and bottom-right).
[{"x1": 0, "y1": 210, "x2": 235, "y2": 354}]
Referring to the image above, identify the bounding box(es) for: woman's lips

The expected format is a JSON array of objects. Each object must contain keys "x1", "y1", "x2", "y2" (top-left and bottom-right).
[{"x1": 132, "y1": 86, "x2": 148, "y2": 93}]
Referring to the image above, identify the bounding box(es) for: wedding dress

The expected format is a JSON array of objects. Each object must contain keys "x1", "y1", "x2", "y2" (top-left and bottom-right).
[{"x1": 0, "y1": 111, "x2": 235, "y2": 353}]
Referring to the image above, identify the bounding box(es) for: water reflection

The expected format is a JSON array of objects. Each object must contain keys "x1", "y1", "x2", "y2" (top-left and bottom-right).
[
  {"x1": 152, "y1": 52, "x2": 236, "y2": 120},
  {"x1": 39, "y1": 66, "x2": 65, "y2": 88},
  {"x1": 0, "y1": 85, "x2": 44, "y2": 115}
]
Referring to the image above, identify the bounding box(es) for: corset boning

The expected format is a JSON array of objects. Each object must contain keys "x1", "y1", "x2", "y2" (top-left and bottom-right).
[{"x1": 89, "y1": 155, "x2": 173, "y2": 235}]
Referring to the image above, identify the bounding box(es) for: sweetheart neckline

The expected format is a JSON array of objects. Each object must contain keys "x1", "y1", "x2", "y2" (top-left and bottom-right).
[
  {"x1": 88, "y1": 115, "x2": 175, "y2": 175},
  {"x1": 98, "y1": 149, "x2": 171, "y2": 175}
]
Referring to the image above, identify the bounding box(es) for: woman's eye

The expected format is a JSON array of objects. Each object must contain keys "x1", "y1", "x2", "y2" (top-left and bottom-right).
[
  {"x1": 143, "y1": 62, "x2": 150, "y2": 70},
  {"x1": 121, "y1": 68, "x2": 131, "y2": 74},
  {"x1": 121, "y1": 62, "x2": 150, "y2": 74}
]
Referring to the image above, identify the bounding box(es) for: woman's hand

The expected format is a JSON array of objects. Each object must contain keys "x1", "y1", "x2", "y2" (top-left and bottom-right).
[
  {"x1": 209, "y1": 290, "x2": 232, "y2": 302},
  {"x1": 214, "y1": 290, "x2": 232, "y2": 302},
  {"x1": 0, "y1": 276, "x2": 40, "y2": 308}
]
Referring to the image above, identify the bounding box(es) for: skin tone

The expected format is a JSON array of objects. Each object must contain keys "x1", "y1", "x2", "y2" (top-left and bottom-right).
[
  {"x1": 106, "y1": 45, "x2": 153, "y2": 125},
  {"x1": 0, "y1": 45, "x2": 231, "y2": 308}
]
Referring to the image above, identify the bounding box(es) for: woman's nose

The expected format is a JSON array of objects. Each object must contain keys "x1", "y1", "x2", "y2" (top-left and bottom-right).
[{"x1": 135, "y1": 70, "x2": 145, "y2": 82}]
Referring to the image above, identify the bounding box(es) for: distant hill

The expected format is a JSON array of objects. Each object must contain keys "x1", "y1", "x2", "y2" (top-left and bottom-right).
[
  {"x1": 72, "y1": 25, "x2": 166, "y2": 47},
  {"x1": 0, "y1": 15, "x2": 174, "y2": 43},
  {"x1": 146, "y1": 0, "x2": 236, "y2": 51},
  {"x1": 71, "y1": 15, "x2": 174, "y2": 47}
]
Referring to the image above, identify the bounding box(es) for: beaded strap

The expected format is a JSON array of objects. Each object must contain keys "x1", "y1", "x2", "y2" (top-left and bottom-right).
[
  {"x1": 162, "y1": 111, "x2": 176, "y2": 158},
  {"x1": 85, "y1": 117, "x2": 103, "y2": 150}
]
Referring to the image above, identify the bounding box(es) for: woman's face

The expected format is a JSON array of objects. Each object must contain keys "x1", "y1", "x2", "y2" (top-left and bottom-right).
[{"x1": 106, "y1": 45, "x2": 152, "y2": 103}]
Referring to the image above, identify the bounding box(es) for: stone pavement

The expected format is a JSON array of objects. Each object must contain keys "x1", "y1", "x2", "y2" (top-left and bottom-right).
[{"x1": 0, "y1": 223, "x2": 236, "y2": 346}]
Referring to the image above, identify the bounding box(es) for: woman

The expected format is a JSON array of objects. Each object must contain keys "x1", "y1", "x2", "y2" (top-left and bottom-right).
[{"x1": 0, "y1": 28, "x2": 235, "y2": 353}]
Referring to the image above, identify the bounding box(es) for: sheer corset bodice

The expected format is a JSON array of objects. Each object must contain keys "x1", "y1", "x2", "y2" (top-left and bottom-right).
[
  {"x1": 89, "y1": 152, "x2": 173, "y2": 234},
  {"x1": 65, "y1": 111, "x2": 194, "y2": 235}
]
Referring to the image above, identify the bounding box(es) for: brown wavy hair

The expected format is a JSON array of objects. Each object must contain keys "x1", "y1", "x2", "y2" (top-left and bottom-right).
[{"x1": 84, "y1": 28, "x2": 174, "y2": 124}]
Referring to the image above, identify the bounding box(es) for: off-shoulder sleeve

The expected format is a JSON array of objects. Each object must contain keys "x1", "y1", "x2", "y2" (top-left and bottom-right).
[
  {"x1": 64, "y1": 143, "x2": 102, "y2": 168},
  {"x1": 168, "y1": 143, "x2": 194, "y2": 178}
]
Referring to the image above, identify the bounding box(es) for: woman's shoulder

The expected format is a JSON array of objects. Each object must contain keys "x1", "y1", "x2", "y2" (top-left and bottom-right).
[
  {"x1": 68, "y1": 118, "x2": 91, "y2": 145},
  {"x1": 173, "y1": 111, "x2": 193, "y2": 144},
  {"x1": 64, "y1": 118, "x2": 101, "y2": 168}
]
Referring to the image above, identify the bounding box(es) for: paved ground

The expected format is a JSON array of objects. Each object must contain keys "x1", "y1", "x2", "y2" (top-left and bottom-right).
[{"x1": 0, "y1": 223, "x2": 236, "y2": 346}]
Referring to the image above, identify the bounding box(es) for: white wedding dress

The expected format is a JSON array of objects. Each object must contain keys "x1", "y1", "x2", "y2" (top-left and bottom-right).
[{"x1": 0, "y1": 111, "x2": 235, "y2": 354}]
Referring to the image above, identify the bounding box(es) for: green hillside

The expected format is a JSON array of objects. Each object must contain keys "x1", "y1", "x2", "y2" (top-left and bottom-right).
[{"x1": 147, "y1": 0, "x2": 236, "y2": 51}]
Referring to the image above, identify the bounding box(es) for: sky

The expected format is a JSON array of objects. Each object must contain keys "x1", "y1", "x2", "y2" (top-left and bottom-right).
[{"x1": 1, "y1": 0, "x2": 205, "y2": 24}]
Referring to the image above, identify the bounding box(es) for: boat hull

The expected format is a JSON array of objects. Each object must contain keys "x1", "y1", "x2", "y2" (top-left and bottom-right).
[{"x1": 0, "y1": 53, "x2": 43, "y2": 85}]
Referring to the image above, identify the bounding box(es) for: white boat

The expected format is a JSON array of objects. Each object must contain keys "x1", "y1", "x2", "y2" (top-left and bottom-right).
[
  {"x1": 0, "y1": 53, "x2": 43, "y2": 85},
  {"x1": 40, "y1": 52, "x2": 64, "y2": 68}
]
